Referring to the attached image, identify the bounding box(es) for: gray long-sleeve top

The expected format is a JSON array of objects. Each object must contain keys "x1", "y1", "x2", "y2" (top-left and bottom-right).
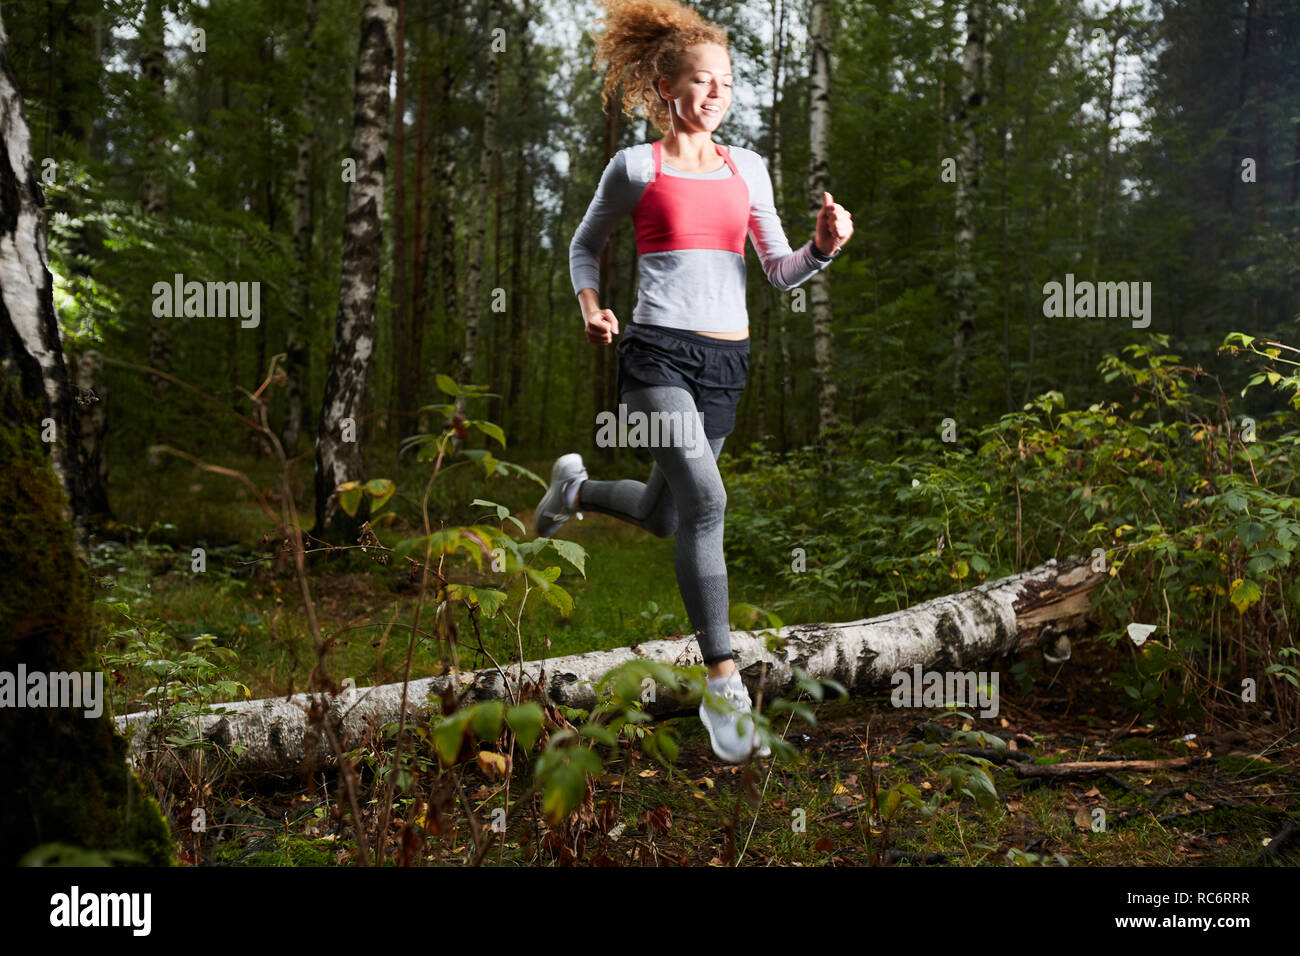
[{"x1": 569, "y1": 142, "x2": 840, "y2": 334}]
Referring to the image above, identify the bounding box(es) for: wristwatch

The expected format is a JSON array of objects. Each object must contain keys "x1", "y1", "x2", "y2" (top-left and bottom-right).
[{"x1": 810, "y1": 239, "x2": 837, "y2": 262}]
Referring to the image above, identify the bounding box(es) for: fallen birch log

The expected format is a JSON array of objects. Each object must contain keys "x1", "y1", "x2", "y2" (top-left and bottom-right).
[
  {"x1": 114, "y1": 556, "x2": 1104, "y2": 774},
  {"x1": 1010, "y1": 756, "x2": 1215, "y2": 778}
]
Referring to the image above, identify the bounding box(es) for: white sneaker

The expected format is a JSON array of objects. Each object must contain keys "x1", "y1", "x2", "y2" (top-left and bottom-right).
[
  {"x1": 534, "y1": 453, "x2": 587, "y2": 537},
  {"x1": 698, "y1": 670, "x2": 772, "y2": 763}
]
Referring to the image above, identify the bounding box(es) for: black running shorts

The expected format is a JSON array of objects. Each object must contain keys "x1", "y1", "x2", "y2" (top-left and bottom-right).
[{"x1": 615, "y1": 320, "x2": 750, "y2": 440}]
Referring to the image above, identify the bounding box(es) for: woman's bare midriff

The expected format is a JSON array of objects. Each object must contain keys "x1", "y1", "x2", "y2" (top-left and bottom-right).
[{"x1": 692, "y1": 328, "x2": 750, "y2": 341}]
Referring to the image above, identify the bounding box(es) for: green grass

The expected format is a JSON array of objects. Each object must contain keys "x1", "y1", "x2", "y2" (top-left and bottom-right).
[{"x1": 95, "y1": 447, "x2": 867, "y2": 710}]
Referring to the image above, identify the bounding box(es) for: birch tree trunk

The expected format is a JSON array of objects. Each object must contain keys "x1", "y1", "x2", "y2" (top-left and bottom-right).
[
  {"x1": 115, "y1": 558, "x2": 1100, "y2": 775},
  {"x1": 807, "y1": 0, "x2": 838, "y2": 443},
  {"x1": 952, "y1": 0, "x2": 986, "y2": 398},
  {"x1": 389, "y1": 0, "x2": 409, "y2": 434},
  {"x1": 0, "y1": 11, "x2": 172, "y2": 862},
  {"x1": 312, "y1": 0, "x2": 397, "y2": 537},
  {"x1": 282, "y1": 0, "x2": 321, "y2": 456},
  {"x1": 0, "y1": 24, "x2": 89, "y2": 551},
  {"x1": 455, "y1": 0, "x2": 501, "y2": 417}
]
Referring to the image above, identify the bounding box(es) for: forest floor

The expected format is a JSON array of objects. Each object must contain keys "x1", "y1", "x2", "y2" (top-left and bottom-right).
[
  {"x1": 96, "y1": 455, "x2": 1300, "y2": 866},
  {"x1": 173, "y1": 659, "x2": 1298, "y2": 867}
]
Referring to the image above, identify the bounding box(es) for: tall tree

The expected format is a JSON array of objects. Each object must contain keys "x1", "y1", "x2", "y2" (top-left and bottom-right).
[
  {"x1": 431, "y1": 0, "x2": 461, "y2": 433},
  {"x1": 389, "y1": 0, "x2": 409, "y2": 434},
  {"x1": 312, "y1": 0, "x2": 397, "y2": 537},
  {"x1": 0, "y1": 8, "x2": 172, "y2": 863},
  {"x1": 455, "y1": 0, "x2": 502, "y2": 417},
  {"x1": 399, "y1": 0, "x2": 432, "y2": 442},
  {"x1": 282, "y1": 0, "x2": 321, "y2": 455},
  {"x1": 503, "y1": 0, "x2": 536, "y2": 440},
  {"x1": 138, "y1": 0, "x2": 171, "y2": 403},
  {"x1": 807, "y1": 0, "x2": 837, "y2": 441},
  {"x1": 951, "y1": 0, "x2": 986, "y2": 398}
]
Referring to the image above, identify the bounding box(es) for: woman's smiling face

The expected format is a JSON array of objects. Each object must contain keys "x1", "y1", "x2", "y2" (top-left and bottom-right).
[{"x1": 660, "y1": 43, "x2": 732, "y2": 131}]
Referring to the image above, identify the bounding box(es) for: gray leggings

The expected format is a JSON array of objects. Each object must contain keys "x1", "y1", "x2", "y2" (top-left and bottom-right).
[{"x1": 576, "y1": 384, "x2": 734, "y2": 664}]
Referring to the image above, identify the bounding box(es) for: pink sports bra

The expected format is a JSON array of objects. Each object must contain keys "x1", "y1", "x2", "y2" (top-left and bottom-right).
[{"x1": 632, "y1": 140, "x2": 749, "y2": 256}]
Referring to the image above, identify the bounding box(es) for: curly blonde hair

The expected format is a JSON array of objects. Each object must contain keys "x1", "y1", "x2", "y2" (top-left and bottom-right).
[{"x1": 591, "y1": 0, "x2": 729, "y2": 136}]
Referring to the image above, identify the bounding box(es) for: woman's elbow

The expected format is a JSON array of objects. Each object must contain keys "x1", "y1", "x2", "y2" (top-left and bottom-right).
[{"x1": 766, "y1": 269, "x2": 797, "y2": 292}]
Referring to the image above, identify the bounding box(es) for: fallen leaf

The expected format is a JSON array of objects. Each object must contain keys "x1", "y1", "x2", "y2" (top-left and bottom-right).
[
  {"x1": 477, "y1": 751, "x2": 508, "y2": 779},
  {"x1": 1074, "y1": 807, "x2": 1093, "y2": 830}
]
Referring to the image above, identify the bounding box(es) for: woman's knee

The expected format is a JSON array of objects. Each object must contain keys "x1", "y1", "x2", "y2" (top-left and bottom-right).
[{"x1": 681, "y1": 476, "x2": 726, "y2": 523}]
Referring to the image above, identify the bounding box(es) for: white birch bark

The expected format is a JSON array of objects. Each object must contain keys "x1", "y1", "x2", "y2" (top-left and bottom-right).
[
  {"x1": 808, "y1": 0, "x2": 838, "y2": 440},
  {"x1": 0, "y1": 14, "x2": 88, "y2": 549},
  {"x1": 312, "y1": 0, "x2": 396, "y2": 533},
  {"x1": 114, "y1": 559, "x2": 1101, "y2": 774}
]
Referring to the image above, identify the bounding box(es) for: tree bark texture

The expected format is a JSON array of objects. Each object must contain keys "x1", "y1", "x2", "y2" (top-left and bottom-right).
[
  {"x1": 312, "y1": 0, "x2": 396, "y2": 535},
  {"x1": 807, "y1": 0, "x2": 838, "y2": 442}
]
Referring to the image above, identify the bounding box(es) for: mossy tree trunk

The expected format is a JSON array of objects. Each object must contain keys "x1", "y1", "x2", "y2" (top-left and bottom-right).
[{"x1": 0, "y1": 11, "x2": 173, "y2": 865}]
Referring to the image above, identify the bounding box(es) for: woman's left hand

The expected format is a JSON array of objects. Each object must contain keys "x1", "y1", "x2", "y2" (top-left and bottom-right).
[{"x1": 814, "y1": 191, "x2": 853, "y2": 256}]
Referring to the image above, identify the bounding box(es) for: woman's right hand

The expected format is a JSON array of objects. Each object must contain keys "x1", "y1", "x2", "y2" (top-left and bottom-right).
[{"x1": 584, "y1": 307, "x2": 620, "y2": 345}]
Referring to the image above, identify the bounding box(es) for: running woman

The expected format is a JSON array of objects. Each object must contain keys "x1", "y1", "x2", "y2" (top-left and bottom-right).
[{"x1": 534, "y1": 0, "x2": 853, "y2": 763}]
